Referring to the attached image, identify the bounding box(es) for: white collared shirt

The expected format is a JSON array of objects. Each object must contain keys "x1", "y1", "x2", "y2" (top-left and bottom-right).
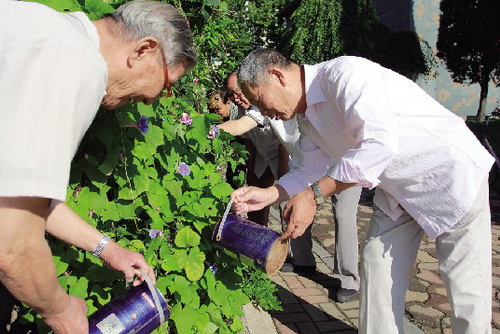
[
  {"x1": 0, "y1": 2, "x2": 107, "y2": 201},
  {"x1": 277, "y1": 57, "x2": 493, "y2": 238}
]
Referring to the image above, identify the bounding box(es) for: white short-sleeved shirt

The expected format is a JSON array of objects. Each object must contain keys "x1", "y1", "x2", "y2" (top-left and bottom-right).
[
  {"x1": 277, "y1": 57, "x2": 494, "y2": 238},
  {"x1": 0, "y1": 1, "x2": 108, "y2": 201}
]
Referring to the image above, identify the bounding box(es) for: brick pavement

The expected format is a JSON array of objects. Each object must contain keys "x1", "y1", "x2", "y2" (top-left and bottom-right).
[{"x1": 264, "y1": 186, "x2": 500, "y2": 333}]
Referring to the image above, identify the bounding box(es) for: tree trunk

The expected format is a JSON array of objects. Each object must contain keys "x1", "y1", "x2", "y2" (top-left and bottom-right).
[{"x1": 476, "y1": 70, "x2": 492, "y2": 122}]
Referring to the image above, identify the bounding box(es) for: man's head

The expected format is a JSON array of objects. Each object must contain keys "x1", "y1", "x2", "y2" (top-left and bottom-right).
[
  {"x1": 97, "y1": 0, "x2": 197, "y2": 109},
  {"x1": 207, "y1": 89, "x2": 231, "y2": 119},
  {"x1": 224, "y1": 71, "x2": 251, "y2": 110},
  {"x1": 238, "y1": 49, "x2": 305, "y2": 120}
]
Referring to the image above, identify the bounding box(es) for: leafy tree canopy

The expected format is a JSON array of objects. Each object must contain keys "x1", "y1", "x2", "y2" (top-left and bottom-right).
[{"x1": 437, "y1": 0, "x2": 500, "y2": 120}]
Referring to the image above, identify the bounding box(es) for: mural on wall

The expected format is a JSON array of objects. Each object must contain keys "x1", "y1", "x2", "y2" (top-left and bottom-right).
[{"x1": 372, "y1": 0, "x2": 499, "y2": 118}]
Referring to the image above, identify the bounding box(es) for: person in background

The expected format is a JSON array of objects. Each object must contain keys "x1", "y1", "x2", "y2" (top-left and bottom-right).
[
  {"x1": 220, "y1": 72, "x2": 282, "y2": 227},
  {"x1": 206, "y1": 89, "x2": 246, "y2": 188},
  {"x1": 0, "y1": 1, "x2": 196, "y2": 332},
  {"x1": 207, "y1": 89, "x2": 234, "y2": 121},
  {"x1": 232, "y1": 49, "x2": 493, "y2": 333}
]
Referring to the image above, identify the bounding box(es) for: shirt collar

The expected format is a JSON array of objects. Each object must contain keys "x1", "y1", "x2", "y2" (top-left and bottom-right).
[{"x1": 304, "y1": 64, "x2": 327, "y2": 107}]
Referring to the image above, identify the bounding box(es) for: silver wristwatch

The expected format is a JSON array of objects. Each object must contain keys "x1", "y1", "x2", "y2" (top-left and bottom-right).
[
  {"x1": 311, "y1": 182, "x2": 326, "y2": 205},
  {"x1": 92, "y1": 235, "x2": 111, "y2": 258}
]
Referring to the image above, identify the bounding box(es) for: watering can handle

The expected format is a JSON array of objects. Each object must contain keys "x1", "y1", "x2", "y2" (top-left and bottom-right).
[
  {"x1": 139, "y1": 269, "x2": 165, "y2": 326},
  {"x1": 216, "y1": 198, "x2": 234, "y2": 241}
]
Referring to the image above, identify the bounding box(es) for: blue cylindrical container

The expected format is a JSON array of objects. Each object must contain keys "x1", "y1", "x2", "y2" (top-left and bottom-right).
[
  {"x1": 89, "y1": 281, "x2": 169, "y2": 334},
  {"x1": 212, "y1": 213, "x2": 289, "y2": 274}
]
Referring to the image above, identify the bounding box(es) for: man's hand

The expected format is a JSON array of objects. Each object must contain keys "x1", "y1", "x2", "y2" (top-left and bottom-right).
[
  {"x1": 100, "y1": 242, "x2": 155, "y2": 286},
  {"x1": 42, "y1": 295, "x2": 88, "y2": 334},
  {"x1": 281, "y1": 187, "x2": 317, "y2": 239},
  {"x1": 231, "y1": 186, "x2": 280, "y2": 214}
]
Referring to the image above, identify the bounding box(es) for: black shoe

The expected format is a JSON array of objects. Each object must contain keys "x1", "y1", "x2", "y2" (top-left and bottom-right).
[
  {"x1": 336, "y1": 288, "x2": 358, "y2": 303},
  {"x1": 280, "y1": 262, "x2": 294, "y2": 273}
]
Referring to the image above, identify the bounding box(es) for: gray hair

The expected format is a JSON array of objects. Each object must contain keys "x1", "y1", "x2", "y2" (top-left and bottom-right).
[
  {"x1": 238, "y1": 49, "x2": 294, "y2": 87},
  {"x1": 105, "y1": 0, "x2": 197, "y2": 70}
]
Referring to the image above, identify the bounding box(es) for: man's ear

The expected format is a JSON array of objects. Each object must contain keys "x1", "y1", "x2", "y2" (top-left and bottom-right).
[
  {"x1": 268, "y1": 68, "x2": 286, "y2": 86},
  {"x1": 130, "y1": 37, "x2": 161, "y2": 64}
]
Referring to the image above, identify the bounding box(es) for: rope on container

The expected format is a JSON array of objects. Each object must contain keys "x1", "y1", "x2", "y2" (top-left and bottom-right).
[{"x1": 216, "y1": 198, "x2": 234, "y2": 241}]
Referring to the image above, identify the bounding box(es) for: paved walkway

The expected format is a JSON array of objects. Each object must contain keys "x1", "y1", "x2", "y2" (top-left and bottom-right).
[{"x1": 261, "y1": 187, "x2": 500, "y2": 334}]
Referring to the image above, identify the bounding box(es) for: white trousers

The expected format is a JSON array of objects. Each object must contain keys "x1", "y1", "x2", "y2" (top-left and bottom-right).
[
  {"x1": 331, "y1": 186, "x2": 362, "y2": 290},
  {"x1": 359, "y1": 179, "x2": 492, "y2": 334}
]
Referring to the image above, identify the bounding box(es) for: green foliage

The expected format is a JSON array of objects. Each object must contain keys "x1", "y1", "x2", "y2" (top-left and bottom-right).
[
  {"x1": 280, "y1": 0, "x2": 343, "y2": 64},
  {"x1": 437, "y1": 0, "x2": 500, "y2": 120},
  {"x1": 278, "y1": 0, "x2": 432, "y2": 79},
  {"x1": 18, "y1": 0, "x2": 282, "y2": 333},
  {"x1": 240, "y1": 271, "x2": 282, "y2": 311}
]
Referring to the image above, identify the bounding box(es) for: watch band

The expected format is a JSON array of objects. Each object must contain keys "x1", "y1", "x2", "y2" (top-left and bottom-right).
[
  {"x1": 92, "y1": 235, "x2": 111, "y2": 258},
  {"x1": 311, "y1": 182, "x2": 326, "y2": 205}
]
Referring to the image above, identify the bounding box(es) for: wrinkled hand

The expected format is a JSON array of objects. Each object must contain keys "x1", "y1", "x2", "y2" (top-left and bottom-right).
[
  {"x1": 231, "y1": 186, "x2": 277, "y2": 214},
  {"x1": 42, "y1": 295, "x2": 88, "y2": 334},
  {"x1": 100, "y1": 242, "x2": 155, "y2": 286},
  {"x1": 281, "y1": 187, "x2": 317, "y2": 239}
]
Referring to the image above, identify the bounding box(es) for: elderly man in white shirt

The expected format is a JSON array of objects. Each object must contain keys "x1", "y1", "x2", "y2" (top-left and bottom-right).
[
  {"x1": 0, "y1": 1, "x2": 196, "y2": 332},
  {"x1": 231, "y1": 49, "x2": 494, "y2": 334}
]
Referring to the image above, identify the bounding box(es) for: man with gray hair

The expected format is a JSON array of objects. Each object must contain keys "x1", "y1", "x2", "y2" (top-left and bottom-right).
[
  {"x1": 0, "y1": 1, "x2": 195, "y2": 332},
  {"x1": 232, "y1": 49, "x2": 493, "y2": 333}
]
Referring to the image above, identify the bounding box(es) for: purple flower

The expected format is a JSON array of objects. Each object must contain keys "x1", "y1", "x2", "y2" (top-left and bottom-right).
[
  {"x1": 209, "y1": 265, "x2": 218, "y2": 274},
  {"x1": 207, "y1": 125, "x2": 219, "y2": 139},
  {"x1": 180, "y1": 113, "x2": 192, "y2": 126},
  {"x1": 211, "y1": 124, "x2": 219, "y2": 135},
  {"x1": 149, "y1": 229, "x2": 163, "y2": 239},
  {"x1": 193, "y1": 78, "x2": 199, "y2": 83},
  {"x1": 207, "y1": 130, "x2": 217, "y2": 139},
  {"x1": 137, "y1": 115, "x2": 149, "y2": 134},
  {"x1": 177, "y1": 162, "x2": 191, "y2": 176}
]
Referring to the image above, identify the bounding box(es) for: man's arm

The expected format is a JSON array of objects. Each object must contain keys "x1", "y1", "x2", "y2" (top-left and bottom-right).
[
  {"x1": 218, "y1": 115, "x2": 258, "y2": 136},
  {"x1": 46, "y1": 201, "x2": 155, "y2": 285},
  {"x1": 231, "y1": 184, "x2": 289, "y2": 214},
  {"x1": 0, "y1": 197, "x2": 88, "y2": 333}
]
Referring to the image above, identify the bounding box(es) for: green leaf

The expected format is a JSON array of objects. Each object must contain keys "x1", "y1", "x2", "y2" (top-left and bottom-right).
[
  {"x1": 163, "y1": 179, "x2": 183, "y2": 204},
  {"x1": 98, "y1": 152, "x2": 119, "y2": 175},
  {"x1": 137, "y1": 102, "x2": 156, "y2": 118},
  {"x1": 129, "y1": 239, "x2": 146, "y2": 252},
  {"x1": 211, "y1": 181, "x2": 233, "y2": 198},
  {"x1": 131, "y1": 142, "x2": 151, "y2": 161},
  {"x1": 167, "y1": 276, "x2": 200, "y2": 307},
  {"x1": 53, "y1": 255, "x2": 69, "y2": 276},
  {"x1": 170, "y1": 304, "x2": 196, "y2": 334},
  {"x1": 174, "y1": 227, "x2": 200, "y2": 248},
  {"x1": 218, "y1": 1, "x2": 228, "y2": 11},
  {"x1": 69, "y1": 277, "x2": 89, "y2": 299},
  {"x1": 173, "y1": 248, "x2": 205, "y2": 281},
  {"x1": 145, "y1": 124, "x2": 165, "y2": 152},
  {"x1": 133, "y1": 173, "x2": 150, "y2": 195}
]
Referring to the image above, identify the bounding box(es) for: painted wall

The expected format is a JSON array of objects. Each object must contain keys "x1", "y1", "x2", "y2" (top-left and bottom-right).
[{"x1": 372, "y1": 0, "x2": 499, "y2": 118}]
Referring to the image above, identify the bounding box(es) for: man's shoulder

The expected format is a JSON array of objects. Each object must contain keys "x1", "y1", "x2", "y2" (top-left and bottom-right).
[{"x1": 318, "y1": 57, "x2": 378, "y2": 76}]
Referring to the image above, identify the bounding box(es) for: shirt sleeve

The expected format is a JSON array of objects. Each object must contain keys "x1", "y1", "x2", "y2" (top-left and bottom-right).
[
  {"x1": 245, "y1": 106, "x2": 266, "y2": 126},
  {"x1": 277, "y1": 134, "x2": 333, "y2": 197},
  {"x1": 323, "y1": 63, "x2": 399, "y2": 189},
  {"x1": 0, "y1": 10, "x2": 106, "y2": 201}
]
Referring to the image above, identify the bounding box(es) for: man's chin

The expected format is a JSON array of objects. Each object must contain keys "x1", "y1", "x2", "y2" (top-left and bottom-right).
[{"x1": 100, "y1": 99, "x2": 125, "y2": 110}]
